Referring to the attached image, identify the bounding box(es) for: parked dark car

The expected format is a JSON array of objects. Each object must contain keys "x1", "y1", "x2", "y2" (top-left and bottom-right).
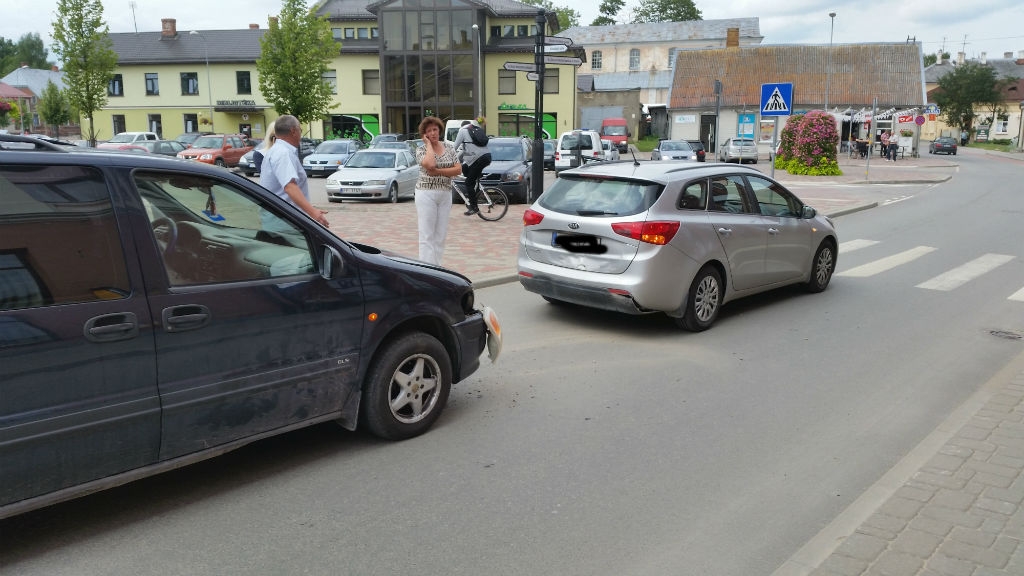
[
  {"x1": 0, "y1": 133, "x2": 500, "y2": 519},
  {"x1": 686, "y1": 140, "x2": 707, "y2": 162},
  {"x1": 928, "y1": 137, "x2": 958, "y2": 155},
  {"x1": 543, "y1": 139, "x2": 556, "y2": 170},
  {"x1": 478, "y1": 136, "x2": 534, "y2": 204}
]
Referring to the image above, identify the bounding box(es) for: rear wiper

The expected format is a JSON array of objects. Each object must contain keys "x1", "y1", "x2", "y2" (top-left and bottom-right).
[{"x1": 576, "y1": 210, "x2": 618, "y2": 216}]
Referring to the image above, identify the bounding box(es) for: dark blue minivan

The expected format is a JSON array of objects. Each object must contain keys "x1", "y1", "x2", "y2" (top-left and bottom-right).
[{"x1": 0, "y1": 135, "x2": 498, "y2": 519}]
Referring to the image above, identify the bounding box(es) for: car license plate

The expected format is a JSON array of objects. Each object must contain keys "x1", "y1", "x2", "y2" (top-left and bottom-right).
[
  {"x1": 313, "y1": 165, "x2": 324, "y2": 170},
  {"x1": 552, "y1": 232, "x2": 606, "y2": 254}
]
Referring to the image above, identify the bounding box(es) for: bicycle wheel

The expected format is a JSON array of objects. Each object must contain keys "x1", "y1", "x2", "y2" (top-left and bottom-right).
[{"x1": 475, "y1": 187, "x2": 509, "y2": 221}]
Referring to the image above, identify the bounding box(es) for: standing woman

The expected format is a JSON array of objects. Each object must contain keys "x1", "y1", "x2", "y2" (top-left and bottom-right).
[
  {"x1": 252, "y1": 122, "x2": 276, "y2": 175},
  {"x1": 415, "y1": 116, "x2": 461, "y2": 265}
]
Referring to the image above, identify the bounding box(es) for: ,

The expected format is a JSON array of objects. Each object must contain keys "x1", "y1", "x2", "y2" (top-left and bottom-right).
[
  {"x1": 0, "y1": 134, "x2": 499, "y2": 519},
  {"x1": 928, "y1": 137, "x2": 958, "y2": 155},
  {"x1": 176, "y1": 133, "x2": 253, "y2": 167},
  {"x1": 718, "y1": 138, "x2": 759, "y2": 164},
  {"x1": 651, "y1": 139, "x2": 700, "y2": 161},
  {"x1": 303, "y1": 138, "x2": 362, "y2": 177},
  {"x1": 517, "y1": 160, "x2": 837, "y2": 331}
]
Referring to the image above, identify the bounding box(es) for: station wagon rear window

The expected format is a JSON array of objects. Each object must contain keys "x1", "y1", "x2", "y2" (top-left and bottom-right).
[{"x1": 538, "y1": 176, "x2": 662, "y2": 216}]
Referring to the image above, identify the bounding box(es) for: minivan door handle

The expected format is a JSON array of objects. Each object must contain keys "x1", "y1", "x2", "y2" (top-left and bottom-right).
[
  {"x1": 162, "y1": 305, "x2": 211, "y2": 333},
  {"x1": 84, "y1": 312, "x2": 139, "y2": 343}
]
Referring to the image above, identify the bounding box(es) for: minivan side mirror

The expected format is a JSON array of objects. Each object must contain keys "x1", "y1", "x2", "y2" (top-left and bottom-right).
[{"x1": 321, "y1": 244, "x2": 343, "y2": 279}]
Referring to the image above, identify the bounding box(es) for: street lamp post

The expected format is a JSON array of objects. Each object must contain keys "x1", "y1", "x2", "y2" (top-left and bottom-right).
[
  {"x1": 472, "y1": 24, "x2": 482, "y2": 117},
  {"x1": 190, "y1": 30, "x2": 214, "y2": 132},
  {"x1": 825, "y1": 12, "x2": 836, "y2": 111}
]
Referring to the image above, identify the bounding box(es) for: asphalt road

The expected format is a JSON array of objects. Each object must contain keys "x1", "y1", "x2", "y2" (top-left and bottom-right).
[{"x1": 2, "y1": 151, "x2": 1022, "y2": 576}]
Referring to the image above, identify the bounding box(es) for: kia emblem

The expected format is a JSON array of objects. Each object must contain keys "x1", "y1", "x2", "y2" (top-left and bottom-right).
[{"x1": 568, "y1": 222, "x2": 580, "y2": 229}]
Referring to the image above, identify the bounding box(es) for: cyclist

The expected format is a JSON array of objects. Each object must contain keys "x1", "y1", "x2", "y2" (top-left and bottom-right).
[{"x1": 454, "y1": 117, "x2": 491, "y2": 216}]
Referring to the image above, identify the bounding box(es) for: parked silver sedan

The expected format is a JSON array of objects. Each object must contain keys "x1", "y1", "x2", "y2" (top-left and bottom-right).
[
  {"x1": 651, "y1": 139, "x2": 699, "y2": 161},
  {"x1": 718, "y1": 137, "x2": 759, "y2": 164},
  {"x1": 325, "y1": 149, "x2": 419, "y2": 203},
  {"x1": 518, "y1": 162, "x2": 837, "y2": 330}
]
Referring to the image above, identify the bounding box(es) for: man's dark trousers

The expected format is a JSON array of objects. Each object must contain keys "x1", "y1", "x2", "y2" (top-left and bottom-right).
[{"x1": 462, "y1": 153, "x2": 492, "y2": 210}]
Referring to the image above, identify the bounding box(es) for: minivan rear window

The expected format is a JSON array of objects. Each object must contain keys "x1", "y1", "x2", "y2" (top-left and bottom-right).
[
  {"x1": 539, "y1": 176, "x2": 663, "y2": 216},
  {"x1": 560, "y1": 134, "x2": 593, "y2": 150}
]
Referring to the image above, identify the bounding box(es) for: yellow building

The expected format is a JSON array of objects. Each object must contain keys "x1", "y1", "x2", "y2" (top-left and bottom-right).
[{"x1": 96, "y1": 1, "x2": 581, "y2": 142}]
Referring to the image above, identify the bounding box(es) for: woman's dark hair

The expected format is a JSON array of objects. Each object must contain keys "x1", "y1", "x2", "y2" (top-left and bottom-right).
[{"x1": 418, "y1": 116, "x2": 444, "y2": 137}]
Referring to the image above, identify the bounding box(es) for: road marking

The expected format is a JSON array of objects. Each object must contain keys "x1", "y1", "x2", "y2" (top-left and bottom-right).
[
  {"x1": 836, "y1": 246, "x2": 936, "y2": 277},
  {"x1": 838, "y1": 239, "x2": 879, "y2": 253},
  {"x1": 1007, "y1": 287, "x2": 1024, "y2": 302},
  {"x1": 882, "y1": 195, "x2": 913, "y2": 205},
  {"x1": 916, "y1": 254, "x2": 1015, "y2": 291}
]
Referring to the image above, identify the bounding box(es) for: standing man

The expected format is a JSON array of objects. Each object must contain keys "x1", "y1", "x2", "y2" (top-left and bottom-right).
[
  {"x1": 453, "y1": 117, "x2": 491, "y2": 216},
  {"x1": 880, "y1": 130, "x2": 891, "y2": 161},
  {"x1": 260, "y1": 114, "x2": 330, "y2": 228},
  {"x1": 888, "y1": 130, "x2": 900, "y2": 163}
]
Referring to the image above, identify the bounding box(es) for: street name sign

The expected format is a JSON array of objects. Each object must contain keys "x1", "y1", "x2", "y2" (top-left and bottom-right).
[
  {"x1": 503, "y1": 62, "x2": 537, "y2": 72},
  {"x1": 543, "y1": 55, "x2": 583, "y2": 66},
  {"x1": 545, "y1": 36, "x2": 573, "y2": 46},
  {"x1": 543, "y1": 44, "x2": 568, "y2": 53},
  {"x1": 526, "y1": 72, "x2": 539, "y2": 81}
]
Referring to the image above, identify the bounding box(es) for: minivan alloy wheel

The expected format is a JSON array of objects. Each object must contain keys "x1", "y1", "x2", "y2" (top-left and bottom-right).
[{"x1": 362, "y1": 333, "x2": 452, "y2": 440}]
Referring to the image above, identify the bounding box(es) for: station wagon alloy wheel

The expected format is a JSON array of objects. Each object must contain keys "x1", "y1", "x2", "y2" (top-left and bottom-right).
[
  {"x1": 678, "y1": 266, "x2": 722, "y2": 332},
  {"x1": 806, "y1": 241, "x2": 836, "y2": 293}
]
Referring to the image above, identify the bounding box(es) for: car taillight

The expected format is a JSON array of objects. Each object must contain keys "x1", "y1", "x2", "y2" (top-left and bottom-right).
[
  {"x1": 523, "y1": 209, "x2": 544, "y2": 226},
  {"x1": 554, "y1": 151, "x2": 561, "y2": 160},
  {"x1": 611, "y1": 221, "x2": 680, "y2": 245}
]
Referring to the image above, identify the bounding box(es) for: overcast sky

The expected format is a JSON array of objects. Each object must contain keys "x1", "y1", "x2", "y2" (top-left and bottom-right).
[{"x1": 3, "y1": 0, "x2": 1023, "y2": 64}]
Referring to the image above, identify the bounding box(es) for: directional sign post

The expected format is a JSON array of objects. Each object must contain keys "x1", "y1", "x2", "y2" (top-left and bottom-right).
[
  {"x1": 544, "y1": 36, "x2": 573, "y2": 46},
  {"x1": 526, "y1": 72, "x2": 539, "y2": 82},
  {"x1": 503, "y1": 62, "x2": 537, "y2": 72},
  {"x1": 543, "y1": 44, "x2": 567, "y2": 53}
]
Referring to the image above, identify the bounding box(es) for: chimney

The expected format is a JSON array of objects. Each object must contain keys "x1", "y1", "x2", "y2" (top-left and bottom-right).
[
  {"x1": 726, "y1": 27, "x2": 739, "y2": 48},
  {"x1": 957, "y1": 51, "x2": 965, "y2": 64},
  {"x1": 249, "y1": 23, "x2": 259, "y2": 29},
  {"x1": 161, "y1": 18, "x2": 177, "y2": 39},
  {"x1": 51, "y1": 65, "x2": 59, "y2": 72},
  {"x1": 980, "y1": 51, "x2": 987, "y2": 64}
]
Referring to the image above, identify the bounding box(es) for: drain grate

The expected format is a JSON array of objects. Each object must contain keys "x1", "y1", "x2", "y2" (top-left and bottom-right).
[{"x1": 990, "y1": 330, "x2": 1022, "y2": 340}]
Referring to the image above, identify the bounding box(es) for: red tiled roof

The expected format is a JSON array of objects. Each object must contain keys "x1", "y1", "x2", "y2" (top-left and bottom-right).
[
  {"x1": 669, "y1": 43, "x2": 925, "y2": 110},
  {"x1": 0, "y1": 81, "x2": 31, "y2": 99}
]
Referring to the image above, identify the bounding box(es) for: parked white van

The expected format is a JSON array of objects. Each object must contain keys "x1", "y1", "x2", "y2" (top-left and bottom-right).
[
  {"x1": 445, "y1": 119, "x2": 471, "y2": 144},
  {"x1": 554, "y1": 129, "x2": 602, "y2": 174}
]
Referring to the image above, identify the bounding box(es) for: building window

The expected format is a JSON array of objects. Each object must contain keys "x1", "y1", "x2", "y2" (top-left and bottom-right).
[
  {"x1": 145, "y1": 73, "x2": 159, "y2": 96},
  {"x1": 358, "y1": 28, "x2": 369, "y2": 39},
  {"x1": 995, "y1": 120, "x2": 1009, "y2": 133},
  {"x1": 180, "y1": 72, "x2": 199, "y2": 95},
  {"x1": 498, "y1": 69, "x2": 516, "y2": 94},
  {"x1": 344, "y1": 28, "x2": 355, "y2": 39},
  {"x1": 370, "y1": 27, "x2": 378, "y2": 38},
  {"x1": 530, "y1": 25, "x2": 538, "y2": 36},
  {"x1": 517, "y1": 25, "x2": 528, "y2": 37},
  {"x1": 332, "y1": 28, "x2": 342, "y2": 40},
  {"x1": 502, "y1": 25, "x2": 514, "y2": 38},
  {"x1": 362, "y1": 69, "x2": 380, "y2": 95},
  {"x1": 543, "y1": 68, "x2": 559, "y2": 94},
  {"x1": 490, "y1": 25, "x2": 500, "y2": 40},
  {"x1": 147, "y1": 114, "x2": 162, "y2": 138},
  {"x1": 112, "y1": 114, "x2": 126, "y2": 134},
  {"x1": 236, "y1": 71, "x2": 251, "y2": 94},
  {"x1": 183, "y1": 113, "x2": 198, "y2": 133},
  {"x1": 629, "y1": 49, "x2": 640, "y2": 70},
  {"x1": 323, "y1": 70, "x2": 337, "y2": 94},
  {"x1": 592, "y1": 51, "x2": 602, "y2": 70},
  {"x1": 108, "y1": 74, "x2": 123, "y2": 96}
]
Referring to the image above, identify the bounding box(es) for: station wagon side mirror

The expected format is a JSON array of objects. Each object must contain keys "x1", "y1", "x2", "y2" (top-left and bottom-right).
[
  {"x1": 321, "y1": 244, "x2": 343, "y2": 279},
  {"x1": 801, "y1": 205, "x2": 816, "y2": 219}
]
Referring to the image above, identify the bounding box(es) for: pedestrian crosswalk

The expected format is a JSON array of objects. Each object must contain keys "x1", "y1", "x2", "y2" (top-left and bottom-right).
[{"x1": 836, "y1": 240, "x2": 1022, "y2": 301}]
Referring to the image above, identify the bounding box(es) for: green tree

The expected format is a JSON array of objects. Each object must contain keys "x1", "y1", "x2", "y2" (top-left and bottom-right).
[
  {"x1": 591, "y1": 0, "x2": 625, "y2": 26},
  {"x1": 38, "y1": 80, "x2": 72, "y2": 136},
  {"x1": 933, "y1": 62, "x2": 1003, "y2": 133},
  {"x1": 51, "y1": 0, "x2": 117, "y2": 146},
  {"x1": 519, "y1": 0, "x2": 580, "y2": 31},
  {"x1": 632, "y1": 0, "x2": 701, "y2": 23},
  {"x1": 0, "y1": 34, "x2": 55, "y2": 77},
  {"x1": 256, "y1": 0, "x2": 338, "y2": 128}
]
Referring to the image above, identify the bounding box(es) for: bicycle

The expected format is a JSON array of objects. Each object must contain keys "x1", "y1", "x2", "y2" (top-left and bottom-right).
[{"x1": 452, "y1": 177, "x2": 509, "y2": 221}]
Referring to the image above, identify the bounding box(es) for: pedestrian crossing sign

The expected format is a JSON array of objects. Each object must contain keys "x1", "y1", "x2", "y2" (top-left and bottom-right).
[{"x1": 760, "y1": 83, "x2": 793, "y2": 117}]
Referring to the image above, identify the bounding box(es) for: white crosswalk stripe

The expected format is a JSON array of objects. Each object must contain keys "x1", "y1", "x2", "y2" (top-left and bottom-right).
[
  {"x1": 836, "y1": 246, "x2": 937, "y2": 278},
  {"x1": 916, "y1": 254, "x2": 1015, "y2": 291},
  {"x1": 837, "y1": 240, "x2": 1023, "y2": 302}
]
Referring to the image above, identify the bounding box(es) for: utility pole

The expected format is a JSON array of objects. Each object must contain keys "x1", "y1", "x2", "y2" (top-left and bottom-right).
[{"x1": 531, "y1": 9, "x2": 545, "y2": 204}]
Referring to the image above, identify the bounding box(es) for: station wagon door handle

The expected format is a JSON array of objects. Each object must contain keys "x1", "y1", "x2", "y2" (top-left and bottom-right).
[
  {"x1": 717, "y1": 227, "x2": 732, "y2": 236},
  {"x1": 162, "y1": 305, "x2": 211, "y2": 333},
  {"x1": 768, "y1": 227, "x2": 780, "y2": 235},
  {"x1": 84, "y1": 312, "x2": 139, "y2": 343}
]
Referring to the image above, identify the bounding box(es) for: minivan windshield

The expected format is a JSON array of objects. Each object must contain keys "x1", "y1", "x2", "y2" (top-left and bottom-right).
[
  {"x1": 539, "y1": 176, "x2": 662, "y2": 216},
  {"x1": 602, "y1": 126, "x2": 627, "y2": 136}
]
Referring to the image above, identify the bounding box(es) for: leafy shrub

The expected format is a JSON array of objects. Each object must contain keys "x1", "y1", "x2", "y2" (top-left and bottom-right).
[{"x1": 775, "y1": 110, "x2": 841, "y2": 176}]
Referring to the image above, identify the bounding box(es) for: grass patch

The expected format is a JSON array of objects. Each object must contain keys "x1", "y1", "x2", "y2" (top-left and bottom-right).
[
  {"x1": 969, "y1": 141, "x2": 1019, "y2": 153},
  {"x1": 634, "y1": 136, "x2": 659, "y2": 153}
]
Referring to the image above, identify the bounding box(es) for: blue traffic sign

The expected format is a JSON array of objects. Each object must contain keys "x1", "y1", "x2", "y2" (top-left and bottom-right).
[{"x1": 760, "y1": 83, "x2": 793, "y2": 117}]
